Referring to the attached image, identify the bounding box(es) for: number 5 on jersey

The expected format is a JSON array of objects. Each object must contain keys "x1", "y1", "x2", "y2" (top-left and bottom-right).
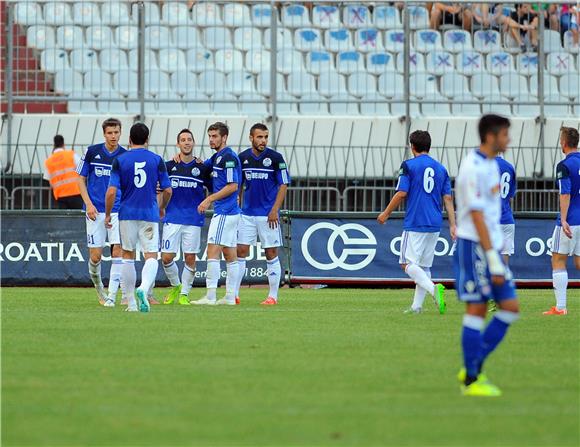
[{"x1": 134, "y1": 161, "x2": 147, "y2": 188}]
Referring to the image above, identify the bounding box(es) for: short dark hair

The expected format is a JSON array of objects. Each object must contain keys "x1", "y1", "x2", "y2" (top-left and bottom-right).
[
  {"x1": 102, "y1": 117, "x2": 122, "y2": 132},
  {"x1": 207, "y1": 122, "x2": 229, "y2": 137},
  {"x1": 53, "y1": 134, "x2": 64, "y2": 149},
  {"x1": 478, "y1": 114, "x2": 511, "y2": 143},
  {"x1": 250, "y1": 123, "x2": 268, "y2": 136},
  {"x1": 130, "y1": 123, "x2": 149, "y2": 146},
  {"x1": 409, "y1": 130, "x2": 431, "y2": 153},
  {"x1": 561, "y1": 127, "x2": 579, "y2": 149},
  {"x1": 177, "y1": 128, "x2": 194, "y2": 143}
]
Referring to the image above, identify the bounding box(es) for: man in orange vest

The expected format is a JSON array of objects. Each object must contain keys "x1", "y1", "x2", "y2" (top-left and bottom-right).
[{"x1": 43, "y1": 135, "x2": 83, "y2": 209}]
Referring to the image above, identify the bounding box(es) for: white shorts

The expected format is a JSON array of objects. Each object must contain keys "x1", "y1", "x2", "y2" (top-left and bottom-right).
[
  {"x1": 399, "y1": 230, "x2": 439, "y2": 268},
  {"x1": 500, "y1": 224, "x2": 515, "y2": 256},
  {"x1": 120, "y1": 220, "x2": 159, "y2": 253},
  {"x1": 207, "y1": 213, "x2": 240, "y2": 248},
  {"x1": 237, "y1": 214, "x2": 283, "y2": 248},
  {"x1": 551, "y1": 225, "x2": 580, "y2": 256},
  {"x1": 161, "y1": 223, "x2": 201, "y2": 254},
  {"x1": 86, "y1": 213, "x2": 120, "y2": 248}
]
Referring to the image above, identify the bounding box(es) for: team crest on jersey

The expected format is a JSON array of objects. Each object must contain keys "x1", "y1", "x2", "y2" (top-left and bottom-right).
[
  {"x1": 171, "y1": 178, "x2": 179, "y2": 188},
  {"x1": 216, "y1": 156, "x2": 222, "y2": 165},
  {"x1": 263, "y1": 158, "x2": 272, "y2": 167},
  {"x1": 95, "y1": 167, "x2": 103, "y2": 177},
  {"x1": 192, "y1": 167, "x2": 200, "y2": 176}
]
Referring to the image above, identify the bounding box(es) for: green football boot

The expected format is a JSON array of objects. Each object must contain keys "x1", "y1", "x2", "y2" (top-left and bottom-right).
[
  {"x1": 163, "y1": 284, "x2": 182, "y2": 305},
  {"x1": 433, "y1": 283, "x2": 446, "y2": 315}
]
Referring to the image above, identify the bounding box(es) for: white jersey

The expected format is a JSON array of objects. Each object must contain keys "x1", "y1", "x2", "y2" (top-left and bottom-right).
[{"x1": 455, "y1": 149, "x2": 503, "y2": 250}]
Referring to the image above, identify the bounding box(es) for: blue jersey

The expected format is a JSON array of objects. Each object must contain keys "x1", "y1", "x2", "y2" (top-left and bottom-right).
[
  {"x1": 76, "y1": 143, "x2": 127, "y2": 212},
  {"x1": 239, "y1": 147, "x2": 291, "y2": 216},
  {"x1": 206, "y1": 147, "x2": 241, "y2": 216},
  {"x1": 556, "y1": 152, "x2": 580, "y2": 226},
  {"x1": 109, "y1": 148, "x2": 170, "y2": 222},
  {"x1": 165, "y1": 159, "x2": 212, "y2": 226},
  {"x1": 496, "y1": 157, "x2": 516, "y2": 225},
  {"x1": 396, "y1": 154, "x2": 452, "y2": 232}
]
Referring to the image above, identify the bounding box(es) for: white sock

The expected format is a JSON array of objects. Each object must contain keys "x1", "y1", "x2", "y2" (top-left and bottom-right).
[
  {"x1": 139, "y1": 258, "x2": 158, "y2": 293},
  {"x1": 89, "y1": 260, "x2": 102, "y2": 287},
  {"x1": 266, "y1": 257, "x2": 281, "y2": 300},
  {"x1": 225, "y1": 261, "x2": 239, "y2": 303},
  {"x1": 107, "y1": 258, "x2": 122, "y2": 300},
  {"x1": 122, "y1": 259, "x2": 137, "y2": 308},
  {"x1": 553, "y1": 269, "x2": 568, "y2": 310},
  {"x1": 235, "y1": 258, "x2": 246, "y2": 297},
  {"x1": 181, "y1": 264, "x2": 195, "y2": 296},
  {"x1": 405, "y1": 263, "x2": 435, "y2": 296},
  {"x1": 163, "y1": 260, "x2": 180, "y2": 287},
  {"x1": 411, "y1": 267, "x2": 431, "y2": 310},
  {"x1": 206, "y1": 259, "x2": 220, "y2": 301}
]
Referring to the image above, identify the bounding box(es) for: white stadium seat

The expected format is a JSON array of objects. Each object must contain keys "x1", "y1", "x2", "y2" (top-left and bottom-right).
[
  {"x1": 426, "y1": 51, "x2": 455, "y2": 75},
  {"x1": 245, "y1": 50, "x2": 271, "y2": 74},
  {"x1": 173, "y1": 27, "x2": 202, "y2": 50},
  {"x1": 264, "y1": 28, "x2": 294, "y2": 50},
  {"x1": 240, "y1": 93, "x2": 269, "y2": 115},
  {"x1": 277, "y1": 50, "x2": 304, "y2": 75},
  {"x1": 409, "y1": 73, "x2": 438, "y2": 98},
  {"x1": 406, "y1": 6, "x2": 429, "y2": 30},
  {"x1": 329, "y1": 93, "x2": 359, "y2": 115},
  {"x1": 366, "y1": 52, "x2": 396, "y2": 75},
  {"x1": 441, "y1": 73, "x2": 470, "y2": 98},
  {"x1": 226, "y1": 70, "x2": 256, "y2": 95},
  {"x1": 451, "y1": 94, "x2": 481, "y2": 116},
  {"x1": 26, "y1": 26, "x2": 55, "y2": 49},
  {"x1": 191, "y1": 2, "x2": 223, "y2": 26},
  {"x1": 171, "y1": 70, "x2": 197, "y2": 96},
  {"x1": 234, "y1": 27, "x2": 263, "y2": 51},
  {"x1": 158, "y1": 49, "x2": 186, "y2": 73},
  {"x1": 132, "y1": 2, "x2": 161, "y2": 25},
  {"x1": 306, "y1": 51, "x2": 334, "y2": 75},
  {"x1": 114, "y1": 69, "x2": 138, "y2": 96},
  {"x1": 456, "y1": 50, "x2": 485, "y2": 75},
  {"x1": 86, "y1": 26, "x2": 115, "y2": 51},
  {"x1": 471, "y1": 73, "x2": 500, "y2": 98},
  {"x1": 336, "y1": 51, "x2": 364, "y2": 74},
  {"x1": 414, "y1": 30, "x2": 442, "y2": 53},
  {"x1": 378, "y1": 72, "x2": 404, "y2": 97},
  {"x1": 420, "y1": 93, "x2": 451, "y2": 116},
  {"x1": 544, "y1": 94, "x2": 572, "y2": 116},
  {"x1": 513, "y1": 94, "x2": 540, "y2": 117},
  {"x1": 318, "y1": 71, "x2": 347, "y2": 97},
  {"x1": 480, "y1": 95, "x2": 511, "y2": 115},
  {"x1": 41, "y1": 49, "x2": 70, "y2": 73},
  {"x1": 128, "y1": 49, "x2": 159, "y2": 71},
  {"x1": 73, "y1": 3, "x2": 101, "y2": 26},
  {"x1": 273, "y1": 92, "x2": 299, "y2": 114},
  {"x1": 355, "y1": 28, "x2": 384, "y2": 52},
  {"x1": 214, "y1": 49, "x2": 244, "y2": 74},
  {"x1": 162, "y1": 2, "x2": 191, "y2": 26},
  {"x1": 560, "y1": 73, "x2": 580, "y2": 100},
  {"x1": 563, "y1": 31, "x2": 580, "y2": 54},
  {"x1": 373, "y1": 6, "x2": 402, "y2": 30},
  {"x1": 145, "y1": 70, "x2": 172, "y2": 96},
  {"x1": 44, "y1": 2, "x2": 74, "y2": 26},
  {"x1": 443, "y1": 30, "x2": 472, "y2": 53},
  {"x1": 185, "y1": 93, "x2": 212, "y2": 115},
  {"x1": 56, "y1": 26, "x2": 84, "y2": 51},
  {"x1": 282, "y1": 4, "x2": 310, "y2": 28},
  {"x1": 294, "y1": 28, "x2": 324, "y2": 51},
  {"x1": 474, "y1": 30, "x2": 501, "y2": 53},
  {"x1": 145, "y1": 26, "x2": 172, "y2": 50},
  {"x1": 312, "y1": 5, "x2": 341, "y2": 29},
  {"x1": 256, "y1": 71, "x2": 286, "y2": 96},
  {"x1": 299, "y1": 93, "x2": 329, "y2": 114},
  {"x1": 499, "y1": 73, "x2": 529, "y2": 98},
  {"x1": 211, "y1": 93, "x2": 239, "y2": 114},
  {"x1": 101, "y1": 2, "x2": 132, "y2": 25},
  {"x1": 115, "y1": 26, "x2": 139, "y2": 50},
  {"x1": 487, "y1": 52, "x2": 515, "y2": 75},
  {"x1": 15, "y1": 3, "x2": 43, "y2": 26},
  {"x1": 530, "y1": 74, "x2": 559, "y2": 96},
  {"x1": 343, "y1": 5, "x2": 371, "y2": 29},
  {"x1": 251, "y1": 4, "x2": 277, "y2": 28},
  {"x1": 186, "y1": 49, "x2": 215, "y2": 73},
  {"x1": 325, "y1": 29, "x2": 353, "y2": 53},
  {"x1": 55, "y1": 70, "x2": 84, "y2": 95},
  {"x1": 396, "y1": 51, "x2": 426, "y2": 74},
  {"x1": 348, "y1": 71, "x2": 376, "y2": 97},
  {"x1": 204, "y1": 27, "x2": 233, "y2": 50},
  {"x1": 543, "y1": 30, "x2": 563, "y2": 52},
  {"x1": 156, "y1": 93, "x2": 185, "y2": 114},
  {"x1": 547, "y1": 52, "x2": 576, "y2": 76},
  {"x1": 287, "y1": 71, "x2": 316, "y2": 96},
  {"x1": 517, "y1": 53, "x2": 539, "y2": 75},
  {"x1": 384, "y1": 30, "x2": 405, "y2": 53},
  {"x1": 198, "y1": 70, "x2": 227, "y2": 95},
  {"x1": 359, "y1": 93, "x2": 391, "y2": 115},
  {"x1": 224, "y1": 3, "x2": 252, "y2": 27},
  {"x1": 84, "y1": 69, "x2": 113, "y2": 96},
  {"x1": 71, "y1": 49, "x2": 99, "y2": 73}
]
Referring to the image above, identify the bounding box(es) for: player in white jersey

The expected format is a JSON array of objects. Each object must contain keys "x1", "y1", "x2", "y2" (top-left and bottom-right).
[{"x1": 454, "y1": 115, "x2": 519, "y2": 397}]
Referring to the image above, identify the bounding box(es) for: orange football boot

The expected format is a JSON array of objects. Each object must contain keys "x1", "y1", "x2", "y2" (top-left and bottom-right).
[
  {"x1": 235, "y1": 296, "x2": 240, "y2": 305},
  {"x1": 261, "y1": 297, "x2": 277, "y2": 305},
  {"x1": 543, "y1": 306, "x2": 568, "y2": 315}
]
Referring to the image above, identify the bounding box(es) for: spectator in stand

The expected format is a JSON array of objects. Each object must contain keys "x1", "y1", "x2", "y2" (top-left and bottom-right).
[
  {"x1": 430, "y1": 3, "x2": 471, "y2": 31},
  {"x1": 507, "y1": 3, "x2": 539, "y2": 51},
  {"x1": 462, "y1": 3, "x2": 511, "y2": 32},
  {"x1": 43, "y1": 135, "x2": 83, "y2": 209},
  {"x1": 530, "y1": 3, "x2": 560, "y2": 31},
  {"x1": 560, "y1": 3, "x2": 576, "y2": 34}
]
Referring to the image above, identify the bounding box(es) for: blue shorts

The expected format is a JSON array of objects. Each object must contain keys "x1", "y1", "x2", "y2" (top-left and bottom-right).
[{"x1": 454, "y1": 238, "x2": 517, "y2": 303}]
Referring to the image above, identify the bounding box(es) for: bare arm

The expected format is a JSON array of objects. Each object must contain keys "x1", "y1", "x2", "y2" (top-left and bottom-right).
[
  {"x1": 560, "y1": 194, "x2": 572, "y2": 238},
  {"x1": 443, "y1": 194, "x2": 457, "y2": 240},
  {"x1": 78, "y1": 176, "x2": 98, "y2": 220},
  {"x1": 158, "y1": 187, "x2": 172, "y2": 219},
  {"x1": 267, "y1": 184, "x2": 288, "y2": 229},
  {"x1": 471, "y1": 210, "x2": 505, "y2": 284},
  {"x1": 198, "y1": 183, "x2": 238, "y2": 214},
  {"x1": 377, "y1": 191, "x2": 407, "y2": 224},
  {"x1": 104, "y1": 186, "x2": 117, "y2": 229}
]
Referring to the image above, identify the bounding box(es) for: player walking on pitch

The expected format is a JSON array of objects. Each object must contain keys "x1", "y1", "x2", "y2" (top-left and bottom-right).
[
  {"x1": 544, "y1": 127, "x2": 580, "y2": 316},
  {"x1": 377, "y1": 130, "x2": 455, "y2": 314},
  {"x1": 161, "y1": 129, "x2": 211, "y2": 305},
  {"x1": 105, "y1": 123, "x2": 172, "y2": 312},
  {"x1": 192, "y1": 122, "x2": 242, "y2": 306},
  {"x1": 454, "y1": 115, "x2": 519, "y2": 397},
  {"x1": 496, "y1": 156, "x2": 517, "y2": 264},
  {"x1": 77, "y1": 118, "x2": 127, "y2": 306},
  {"x1": 234, "y1": 123, "x2": 291, "y2": 305}
]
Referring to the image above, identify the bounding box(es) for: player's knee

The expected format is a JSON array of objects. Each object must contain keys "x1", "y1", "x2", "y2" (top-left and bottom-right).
[
  {"x1": 161, "y1": 253, "x2": 174, "y2": 265},
  {"x1": 264, "y1": 248, "x2": 278, "y2": 260},
  {"x1": 89, "y1": 252, "x2": 102, "y2": 264},
  {"x1": 184, "y1": 254, "x2": 196, "y2": 267},
  {"x1": 111, "y1": 244, "x2": 122, "y2": 258},
  {"x1": 574, "y1": 256, "x2": 580, "y2": 271},
  {"x1": 498, "y1": 298, "x2": 519, "y2": 314},
  {"x1": 466, "y1": 303, "x2": 487, "y2": 318},
  {"x1": 237, "y1": 245, "x2": 250, "y2": 258}
]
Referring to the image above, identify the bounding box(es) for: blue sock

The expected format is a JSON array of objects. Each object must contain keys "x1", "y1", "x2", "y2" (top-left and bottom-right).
[
  {"x1": 462, "y1": 315, "x2": 485, "y2": 380},
  {"x1": 479, "y1": 310, "x2": 519, "y2": 372}
]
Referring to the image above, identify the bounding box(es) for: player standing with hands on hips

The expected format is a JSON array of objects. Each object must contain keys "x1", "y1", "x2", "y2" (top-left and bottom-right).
[{"x1": 454, "y1": 115, "x2": 519, "y2": 397}]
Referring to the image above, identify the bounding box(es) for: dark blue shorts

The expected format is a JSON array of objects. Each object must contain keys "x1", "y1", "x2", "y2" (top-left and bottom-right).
[{"x1": 453, "y1": 238, "x2": 517, "y2": 303}]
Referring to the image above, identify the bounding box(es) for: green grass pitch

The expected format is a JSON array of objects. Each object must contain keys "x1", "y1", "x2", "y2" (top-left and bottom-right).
[{"x1": 2, "y1": 287, "x2": 579, "y2": 447}]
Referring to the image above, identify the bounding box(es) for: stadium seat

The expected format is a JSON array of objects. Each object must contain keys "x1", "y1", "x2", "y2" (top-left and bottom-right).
[
  {"x1": 54, "y1": 69, "x2": 84, "y2": 95},
  {"x1": 239, "y1": 93, "x2": 268, "y2": 115},
  {"x1": 563, "y1": 31, "x2": 580, "y2": 54},
  {"x1": 277, "y1": 50, "x2": 304, "y2": 75},
  {"x1": 487, "y1": 52, "x2": 515, "y2": 75},
  {"x1": 145, "y1": 26, "x2": 172, "y2": 50},
  {"x1": 211, "y1": 93, "x2": 240, "y2": 114},
  {"x1": 529, "y1": 74, "x2": 559, "y2": 96},
  {"x1": 325, "y1": 29, "x2": 354, "y2": 53},
  {"x1": 40, "y1": 49, "x2": 70, "y2": 73},
  {"x1": 312, "y1": 5, "x2": 341, "y2": 29},
  {"x1": 156, "y1": 94, "x2": 185, "y2": 114},
  {"x1": 224, "y1": 2, "x2": 252, "y2": 28},
  {"x1": 420, "y1": 93, "x2": 451, "y2": 116},
  {"x1": 171, "y1": 70, "x2": 197, "y2": 96},
  {"x1": 84, "y1": 69, "x2": 113, "y2": 97},
  {"x1": 264, "y1": 28, "x2": 294, "y2": 50},
  {"x1": 336, "y1": 51, "x2": 364, "y2": 74},
  {"x1": 184, "y1": 93, "x2": 213, "y2": 115},
  {"x1": 198, "y1": 70, "x2": 227, "y2": 95},
  {"x1": 512, "y1": 94, "x2": 540, "y2": 117},
  {"x1": 56, "y1": 26, "x2": 84, "y2": 50},
  {"x1": 282, "y1": 4, "x2": 311, "y2": 28},
  {"x1": 44, "y1": 2, "x2": 74, "y2": 26},
  {"x1": 456, "y1": 50, "x2": 485, "y2": 75},
  {"x1": 406, "y1": 6, "x2": 429, "y2": 30},
  {"x1": 471, "y1": 73, "x2": 500, "y2": 97},
  {"x1": 389, "y1": 95, "x2": 410, "y2": 116},
  {"x1": 343, "y1": 5, "x2": 371, "y2": 29},
  {"x1": 186, "y1": 49, "x2": 214, "y2": 73},
  {"x1": 132, "y1": 2, "x2": 161, "y2": 25},
  {"x1": 560, "y1": 73, "x2": 580, "y2": 100},
  {"x1": 359, "y1": 93, "x2": 391, "y2": 115},
  {"x1": 329, "y1": 93, "x2": 359, "y2": 115},
  {"x1": 204, "y1": 27, "x2": 233, "y2": 50},
  {"x1": 26, "y1": 26, "x2": 55, "y2": 49},
  {"x1": 355, "y1": 28, "x2": 384, "y2": 52},
  {"x1": 145, "y1": 71, "x2": 172, "y2": 96},
  {"x1": 86, "y1": 26, "x2": 114, "y2": 51},
  {"x1": 115, "y1": 26, "x2": 139, "y2": 50},
  {"x1": 234, "y1": 27, "x2": 263, "y2": 51},
  {"x1": 366, "y1": 52, "x2": 396, "y2": 75},
  {"x1": 426, "y1": 51, "x2": 455, "y2": 75},
  {"x1": 499, "y1": 73, "x2": 529, "y2": 98},
  {"x1": 348, "y1": 71, "x2": 376, "y2": 97},
  {"x1": 517, "y1": 53, "x2": 539, "y2": 75},
  {"x1": 384, "y1": 31, "x2": 405, "y2": 53},
  {"x1": 128, "y1": 49, "x2": 159, "y2": 71},
  {"x1": 473, "y1": 30, "x2": 501, "y2": 53},
  {"x1": 451, "y1": 94, "x2": 481, "y2": 116},
  {"x1": 96, "y1": 95, "x2": 130, "y2": 114},
  {"x1": 101, "y1": 2, "x2": 132, "y2": 25},
  {"x1": 544, "y1": 94, "x2": 572, "y2": 116},
  {"x1": 245, "y1": 50, "x2": 271, "y2": 74},
  {"x1": 396, "y1": 51, "x2": 426, "y2": 74},
  {"x1": 414, "y1": 30, "x2": 443, "y2": 53},
  {"x1": 543, "y1": 30, "x2": 563, "y2": 52},
  {"x1": 547, "y1": 52, "x2": 576, "y2": 76},
  {"x1": 373, "y1": 6, "x2": 402, "y2": 30},
  {"x1": 158, "y1": 49, "x2": 186, "y2": 73},
  {"x1": 214, "y1": 49, "x2": 244, "y2": 74},
  {"x1": 73, "y1": 3, "x2": 101, "y2": 26},
  {"x1": 191, "y1": 2, "x2": 223, "y2": 26},
  {"x1": 443, "y1": 30, "x2": 472, "y2": 53},
  {"x1": 173, "y1": 27, "x2": 201, "y2": 50},
  {"x1": 256, "y1": 71, "x2": 286, "y2": 96},
  {"x1": 440, "y1": 72, "x2": 470, "y2": 98},
  {"x1": 273, "y1": 92, "x2": 299, "y2": 114},
  {"x1": 294, "y1": 28, "x2": 324, "y2": 51},
  {"x1": 251, "y1": 4, "x2": 277, "y2": 28},
  {"x1": 114, "y1": 69, "x2": 138, "y2": 95},
  {"x1": 299, "y1": 93, "x2": 329, "y2": 114},
  {"x1": 69, "y1": 93, "x2": 99, "y2": 114},
  {"x1": 71, "y1": 49, "x2": 99, "y2": 73},
  {"x1": 378, "y1": 72, "x2": 404, "y2": 97},
  {"x1": 318, "y1": 71, "x2": 347, "y2": 96},
  {"x1": 306, "y1": 51, "x2": 334, "y2": 75},
  {"x1": 287, "y1": 71, "x2": 316, "y2": 97},
  {"x1": 15, "y1": 3, "x2": 43, "y2": 26},
  {"x1": 480, "y1": 95, "x2": 511, "y2": 115},
  {"x1": 409, "y1": 73, "x2": 438, "y2": 98},
  {"x1": 226, "y1": 71, "x2": 256, "y2": 95},
  {"x1": 161, "y1": 2, "x2": 191, "y2": 26}
]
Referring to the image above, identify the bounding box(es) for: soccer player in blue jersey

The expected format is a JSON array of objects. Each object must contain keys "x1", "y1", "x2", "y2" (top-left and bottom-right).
[
  {"x1": 454, "y1": 115, "x2": 519, "y2": 397},
  {"x1": 77, "y1": 118, "x2": 127, "y2": 306},
  {"x1": 192, "y1": 122, "x2": 242, "y2": 306},
  {"x1": 545, "y1": 127, "x2": 580, "y2": 316},
  {"x1": 496, "y1": 156, "x2": 517, "y2": 264},
  {"x1": 161, "y1": 129, "x2": 211, "y2": 306},
  {"x1": 105, "y1": 123, "x2": 172, "y2": 312},
  {"x1": 234, "y1": 123, "x2": 290, "y2": 305},
  {"x1": 377, "y1": 130, "x2": 455, "y2": 314}
]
